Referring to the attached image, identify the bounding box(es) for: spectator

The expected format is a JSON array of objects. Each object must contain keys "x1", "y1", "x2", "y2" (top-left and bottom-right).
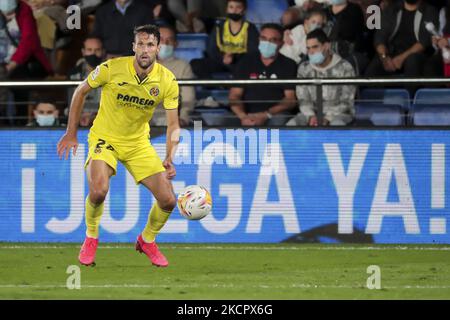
[
  {"x1": 152, "y1": 24, "x2": 195, "y2": 127},
  {"x1": 282, "y1": 0, "x2": 328, "y2": 27},
  {"x1": 424, "y1": 0, "x2": 450, "y2": 77},
  {"x1": 229, "y1": 23, "x2": 297, "y2": 126},
  {"x1": 190, "y1": 0, "x2": 259, "y2": 79},
  {"x1": 24, "y1": 0, "x2": 70, "y2": 53},
  {"x1": 327, "y1": 0, "x2": 368, "y2": 74},
  {"x1": 287, "y1": 29, "x2": 356, "y2": 126},
  {"x1": 0, "y1": 0, "x2": 53, "y2": 77},
  {"x1": 67, "y1": 36, "x2": 105, "y2": 127},
  {"x1": 364, "y1": 0, "x2": 439, "y2": 81},
  {"x1": 167, "y1": 0, "x2": 226, "y2": 33},
  {"x1": 167, "y1": 0, "x2": 205, "y2": 33},
  {"x1": 27, "y1": 101, "x2": 61, "y2": 127},
  {"x1": 281, "y1": 6, "x2": 302, "y2": 30},
  {"x1": 0, "y1": 0, "x2": 53, "y2": 125},
  {"x1": 93, "y1": 0, "x2": 154, "y2": 58},
  {"x1": 151, "y1": 0, "x2": 175, "y2": 26},
  {"x1": 280, "y1": 9, "x2": 327, "y2": 64}
]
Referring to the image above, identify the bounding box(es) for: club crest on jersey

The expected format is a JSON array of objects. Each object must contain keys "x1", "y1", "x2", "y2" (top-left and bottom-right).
[
  {"x1": 149, "y1": 87, "x2": 160, "y2": 97},
  {"x1": 94, "y1": 147, "x2": 102, "y2": 154}
]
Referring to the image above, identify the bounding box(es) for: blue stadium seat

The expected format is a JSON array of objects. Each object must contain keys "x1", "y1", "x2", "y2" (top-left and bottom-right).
[
  {"x1": 197, "y1": 89, "x2": 229, "y2": 105},
  {"x1": 411, "y1": 104, "x2": 450, "y2": 125},
  {"x1": 174, "y1": 48, "x2": 204, "y2": 62},
  {"x1": 355, "y1": 103, "x2": 404, "y2": 126},
  {"x1": 358, "y1": 88, "x2": 411, "y2": 111},
  {"x1": 413, "y1": 88, "x2": 450, "y2": 105},
  {"x1": 246, "y1": 0, "x2": 289, "y2": 27},
  {"x1": 176, "y1": 33, "x2": 208, "y2": 51}
]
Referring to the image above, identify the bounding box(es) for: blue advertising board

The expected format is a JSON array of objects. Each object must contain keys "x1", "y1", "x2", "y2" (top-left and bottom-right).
[{"x1": 0, "y1": 128, "x2": 449, "y2": 243}]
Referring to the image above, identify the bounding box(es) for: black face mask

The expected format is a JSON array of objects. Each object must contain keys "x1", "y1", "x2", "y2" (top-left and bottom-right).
[
  {"x1": 85, "y1": 54, "x2": 102, "y2": 68},
  {"x1": 227, "y1": 13, "x2": 243, "y2": 22},
  {"x1": 404, "y1": 0, "x2": 419, "y2": 4}
]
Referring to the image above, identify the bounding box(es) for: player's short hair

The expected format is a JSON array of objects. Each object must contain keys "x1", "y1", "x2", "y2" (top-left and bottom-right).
[
  {"x1": 305, "y1": 9, "x2": 327, "y2": 22},
  {"x1": 134, "y1": 24, "x2": 161, "y2": 44},
  {"x1": 306, "y1": 28, "x2": 330, "y2": 44},
  {"x1": 227, "y1": 0, "x2": 247, "y2": 9},
  {"x1": 260, "y1": 23, "x2": 284, "y2": 38}
]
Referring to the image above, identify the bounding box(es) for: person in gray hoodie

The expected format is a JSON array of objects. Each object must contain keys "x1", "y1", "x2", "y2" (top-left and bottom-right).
[{"x1": 287, "y1": 28, "x2": 356, "y2": 126}]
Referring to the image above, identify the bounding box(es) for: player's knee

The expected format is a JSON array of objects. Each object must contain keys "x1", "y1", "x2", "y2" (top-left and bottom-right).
[
  {"x1": 159, "y1": 194, "x2": 177, "y2": 211},
  {"x1": 89, "y1": 182, "x2": 109, "y2": 204}
]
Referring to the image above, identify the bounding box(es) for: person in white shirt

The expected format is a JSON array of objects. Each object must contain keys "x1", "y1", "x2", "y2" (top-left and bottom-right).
[{"x1": 280, "y1": 9, "x2": 327, "y2": 64}]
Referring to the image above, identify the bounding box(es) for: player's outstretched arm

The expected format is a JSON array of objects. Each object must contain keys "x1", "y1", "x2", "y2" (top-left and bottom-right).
[
  {"x1": 57, "y1": 80, "x2": 92, "y2": 160},
  {"x1": 163, "y1": 109, "x2": 180, "y2": 179}
]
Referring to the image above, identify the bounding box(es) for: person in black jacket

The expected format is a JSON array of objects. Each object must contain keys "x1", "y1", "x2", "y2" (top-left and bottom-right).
[
  {"x1": 364, "y1": 0, "x2": 439, "y2": 80},
  {"x1": 93, "y1": 0, "x2": 154, "y2": 57}
]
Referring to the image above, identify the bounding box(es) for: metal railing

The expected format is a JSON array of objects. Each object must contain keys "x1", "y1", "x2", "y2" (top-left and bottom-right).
[{"x1": 1, "y1": 77, "x2": 450, "y2": 127}]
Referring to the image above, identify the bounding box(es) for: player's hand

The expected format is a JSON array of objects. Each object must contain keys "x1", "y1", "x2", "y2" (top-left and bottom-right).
[
  {"x1": 57, "y1": 132, "x2": 78, "y2": 160},
  {"x1": 163, "y1": 159, "x2": 176, "y2": 180}
]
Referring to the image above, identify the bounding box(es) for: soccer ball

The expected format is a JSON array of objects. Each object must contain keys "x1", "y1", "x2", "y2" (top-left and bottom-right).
[{"x1": 177, "y1": 185, "x2": 212, "y2": 220}]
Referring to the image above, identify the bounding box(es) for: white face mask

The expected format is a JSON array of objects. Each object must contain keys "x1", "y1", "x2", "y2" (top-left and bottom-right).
[
  {"x1": 294, "y1": 0, "x2": 307, "y2": 6},
  {"x1": 36, "y1": 114, "x2": 56, "y2": 126},
  {"x1": 0, "y1": 0, "x2": 17, "y2": 14}
]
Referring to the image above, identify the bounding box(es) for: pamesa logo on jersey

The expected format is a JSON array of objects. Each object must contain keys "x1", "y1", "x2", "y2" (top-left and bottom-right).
[{"x1": 116, "y1": 93, "x2": 155, "y2": 109}]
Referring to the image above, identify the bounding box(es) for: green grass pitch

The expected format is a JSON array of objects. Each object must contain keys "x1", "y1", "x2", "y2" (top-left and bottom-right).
[{"x1": 0, "y1": 243, "x2": 449, "y2": 299}]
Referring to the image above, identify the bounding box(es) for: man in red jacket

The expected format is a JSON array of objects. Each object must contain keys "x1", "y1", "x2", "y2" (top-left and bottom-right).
[{"x1": 0, "y1": 0, "x2": 53, "y2": 77}]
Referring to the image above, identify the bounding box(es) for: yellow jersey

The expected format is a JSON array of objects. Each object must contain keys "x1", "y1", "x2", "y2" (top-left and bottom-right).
[
  {"x1": 86, "y1": 56, "x2": 179, "y2": 142},
  {"x1": 216, "y1": 20, "x2": 249, "y2": 54}
]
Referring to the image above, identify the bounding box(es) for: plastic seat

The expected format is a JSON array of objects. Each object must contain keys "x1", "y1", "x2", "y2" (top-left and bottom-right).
[
  {"x1": 413, "y1": 88, "x2": 450, "y2": 105},
  {"x1": 174, "y1": 48, "x2": 203, "y2": 62},
  {"x1": 358, "y1": 88, "x2": 411, "y2": 111},
  {"x1": 176, "y1": 33, "x2": 208, "y2": 51},
  {"x1": 246, "y1": 0, "x2": 289, "y2": 27},
  {"x1": 355, "y1": 103, "x2": 404, "y2": 126},
  {"x1": 411, "y1": 104, "x2": 450, "y2": 125}
]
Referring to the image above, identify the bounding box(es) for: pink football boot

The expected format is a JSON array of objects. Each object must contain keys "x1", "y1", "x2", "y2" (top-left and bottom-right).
[
  {"x1": 135, "y1": 234, "x2": 169, "y2": 267},
  {"x1": 78, "y1": 236, "x2": 98, "y2": 266}
]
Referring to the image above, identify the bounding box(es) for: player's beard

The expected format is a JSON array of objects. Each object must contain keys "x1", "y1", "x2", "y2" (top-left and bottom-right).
[{"x1": 137, "y1": 54, "x2": 155, "y2": 69}]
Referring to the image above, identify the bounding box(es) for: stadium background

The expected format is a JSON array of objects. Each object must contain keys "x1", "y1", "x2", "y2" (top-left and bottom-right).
[{"x1": 1, "y1": 128, "x2": 449, "y2": 244}]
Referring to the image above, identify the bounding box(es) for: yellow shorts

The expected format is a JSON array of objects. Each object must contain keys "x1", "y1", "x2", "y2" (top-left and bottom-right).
[{"x1": 85, "y1": 132, "x2": 166, "y2": 184}]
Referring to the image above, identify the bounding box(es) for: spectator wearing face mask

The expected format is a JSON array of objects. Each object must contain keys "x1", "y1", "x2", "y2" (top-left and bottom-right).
[
  {"x1": 280, "y1": 9, "x2": 327, "y2": 64},
  {"x1": 229, "y1": 23, "x2": 297, "y2": 126},
  {"x1": 66, "y1": 36, "x2": 105, "y2": 127},
  {"x1": 28, "y1": 101, "x2": 61, "y2": 127},
  {"x1": 287, "y1": 29, "x2": 356, "y2": 126},
  {"x1": 190, "y1": 0, "x2": 259, "y2": 79},
  {"x1": 152, "y1": 24, "x2": 195, "y2": 127}
]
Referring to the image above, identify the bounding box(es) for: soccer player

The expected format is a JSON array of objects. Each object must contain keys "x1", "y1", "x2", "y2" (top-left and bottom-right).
[{"x1": 57, "y1": 25, "x2": 180, "y2": 268}]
